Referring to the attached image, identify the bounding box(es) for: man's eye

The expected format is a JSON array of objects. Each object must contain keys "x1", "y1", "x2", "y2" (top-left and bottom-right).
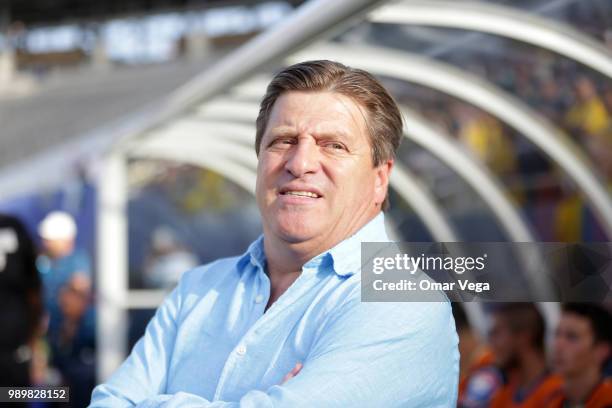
[
  {"x1": 327, "y1": 142, "x2": 346, "y2": 150},
  {"x1": 269, "y1": 138, "x2": 294, "y2": 147},
  {"x1": 567, "y1": 333, "x2": 579, "y2": 342}
]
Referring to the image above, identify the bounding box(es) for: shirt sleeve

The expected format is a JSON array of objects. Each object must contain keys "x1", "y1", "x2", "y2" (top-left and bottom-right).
[
  {"x1": 119, "y1": 296, "x2": 460, "y2": 408},
  {"x1": 88, "y1": 282, "x2": 182, "y2": 407}
]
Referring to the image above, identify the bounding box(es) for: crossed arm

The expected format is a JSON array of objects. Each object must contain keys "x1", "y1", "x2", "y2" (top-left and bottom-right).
[{"x1": 89, "y1": 287, "x2": 458, "y2": 408}]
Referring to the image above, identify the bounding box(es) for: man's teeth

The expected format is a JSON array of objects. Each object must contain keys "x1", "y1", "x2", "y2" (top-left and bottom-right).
[{"x1": 284, "y1": 191, "x2": 319, "y2": 198}]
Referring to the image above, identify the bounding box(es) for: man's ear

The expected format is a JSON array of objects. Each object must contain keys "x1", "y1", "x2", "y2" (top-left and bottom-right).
[{"x1": 374, "y1": 159, "x2": 394, "y2": 206}]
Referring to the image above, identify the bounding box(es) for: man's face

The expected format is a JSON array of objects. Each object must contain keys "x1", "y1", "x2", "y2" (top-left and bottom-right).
[
  {"x1": 553, "y1": 313, "x2": 607, "y2": 377},
  {"x1": 489, "y1": 315, "x2": 519, "y2": 370},
  {"x1": 256, "y1": 91, "x2": 391, "y2": 250},
  {"x1": 42, "y1": 238, "x2": 74, "y2": 259}
]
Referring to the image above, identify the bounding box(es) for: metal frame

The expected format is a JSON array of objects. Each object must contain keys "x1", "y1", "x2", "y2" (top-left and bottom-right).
[
  {"x1": 96, "y1": 152, "x2": 129, "y2": 382},
  {"x1": 97, "y1": 142, "x2": 256, "y2": 380},
  {"x1": 370, "y1": 1, "x2": 612, "y2": 78}
]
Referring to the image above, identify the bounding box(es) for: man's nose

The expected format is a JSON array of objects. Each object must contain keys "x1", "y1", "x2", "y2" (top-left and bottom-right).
[{"x1": 284, "y1": 139, "x2": 320, "y2": 178}]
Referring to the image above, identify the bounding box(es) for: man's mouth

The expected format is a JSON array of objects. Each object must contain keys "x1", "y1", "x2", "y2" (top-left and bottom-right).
[{"x1": 280, "y1": 191, "x2": 321, "y2": 198}]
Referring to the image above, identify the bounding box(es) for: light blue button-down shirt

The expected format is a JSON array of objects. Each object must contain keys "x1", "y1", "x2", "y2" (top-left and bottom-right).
[{"x1": 89, "y1": 213, "x2": 459, "y2": 407}]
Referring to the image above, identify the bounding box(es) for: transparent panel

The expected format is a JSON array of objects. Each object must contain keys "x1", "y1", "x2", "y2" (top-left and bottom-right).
[{"x1": 127, "y1": 159, "x2": 261, "y2": 289}]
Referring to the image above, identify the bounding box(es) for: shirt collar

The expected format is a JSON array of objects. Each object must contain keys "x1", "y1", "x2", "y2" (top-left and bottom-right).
[
  {"x1": 244, "y1": 212, "x2": 389, "y2": 277},
  {"x1": 326, "y1": 212, "x2": 389, "y2": 276},
  {"x1": 245, "y1": 235, "x2": 266, "y2": 272}
]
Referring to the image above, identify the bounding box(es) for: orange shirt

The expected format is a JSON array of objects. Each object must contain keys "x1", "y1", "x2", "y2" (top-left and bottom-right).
[
  {"x1": 547, "y1": 378, "x2": 612, "y2": 408},
  {"x1": 458, "y1": 349, "x2": 495, "y2": 398},
  {"x1": 490, "y1": 373, "x2": 563, "y2": 408}
]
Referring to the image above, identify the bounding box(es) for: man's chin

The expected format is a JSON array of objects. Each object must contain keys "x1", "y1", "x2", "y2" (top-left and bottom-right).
[
  {"x1": 552, "y1": 360, "x2": 569, "y2": 375},
  {"x1": 274, "y1": 223, "x2": 320, "y2": 244},
  {"x1": 278, "y1": 230, "x2": 318, "y2": 244}
]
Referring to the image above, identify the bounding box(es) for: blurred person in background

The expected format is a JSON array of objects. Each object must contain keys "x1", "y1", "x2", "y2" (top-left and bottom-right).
[
  {"x1": 489, "y1": 303, "x2": 562, "y2": 408},
  {"x1": 585, "y1": 130, "x2": 612, "y2": 184},
  {"x1": 453, "y1": 303, "x2": 502, "y2": 408},
  {"x1": 602, "y1": 85, "x2": 612, "y2": 120},
  {"x1": 456, "y1": 107, "x2": 516, "y2": 176},
  {"x1": 37, "y1": 211, "x2": 95, "y2": 408},
  {"x1": 565, "y1": 76, "x2": 612, "y2": 230},
  {"x1": 554, "y1": 124, "x2": 611, "y2": 242},
  {"x1": 0, "y1": 214, "x2": 43, "y2": 402},
  {"x1": 538, "y1": 77, "x2": 567, "y2": 124},
  {"x1": 565, "y1": 76, "x2": 610, "y2": 141},
  {"x1": 548, "y1": 303, "x2": 612, "y2": 407},
  {"x1": 144, "y1": 226, "x2": 199, "y2": 288}
]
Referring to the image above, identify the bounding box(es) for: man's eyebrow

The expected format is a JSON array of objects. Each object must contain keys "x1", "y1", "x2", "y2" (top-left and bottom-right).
[
  {"x1": 313, "y1": 130, "x2": 352, "y2": 142},
  {"x1": 266, "y1": 127, "x2": 296, "y2": 137},
  {"x1": 266, "y1": 127, "x2": 352, "y2": 141}
]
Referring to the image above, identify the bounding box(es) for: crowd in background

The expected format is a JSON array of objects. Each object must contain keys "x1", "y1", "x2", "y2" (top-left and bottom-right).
[
  {"x1": 394, "y1": 44, "x2": 612, "y2": 241},
  {"x1": 455, "y1": 302, "x2": 612, "y2": 407},
  {"x1": 0, "y1": 212, "x2": 94, "y2": 408}
]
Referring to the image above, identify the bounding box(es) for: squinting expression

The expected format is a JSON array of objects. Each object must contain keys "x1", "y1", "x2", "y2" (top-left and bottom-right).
[{"x1": 255, "y1": 91, "x2": 391, "y2": 250}]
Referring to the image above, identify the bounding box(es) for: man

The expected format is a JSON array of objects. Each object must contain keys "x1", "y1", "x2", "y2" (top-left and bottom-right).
[
  {"x1": 548, "y1": 303, "x2": 612, "y2": 407},
  {"x1": 0, "y1": 214, "x2": 42, "y2": 400},
  {"x1": 453, "y1": 303, "x2": 502, "y2": 408},
  {"x1": 489, "y1": 303, "x2": 562, "y2": 407},
  {"x1": 89, "y1": 60, "x2": 459, "y2": 407},
  {"x1": 37, "y1": 211, "x2": 95, "y2": 407}
]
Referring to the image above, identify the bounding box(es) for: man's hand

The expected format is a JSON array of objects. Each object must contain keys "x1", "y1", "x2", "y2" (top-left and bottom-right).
[{"x1": 280, "y1": 362, "x2": 303, "y2": 385}]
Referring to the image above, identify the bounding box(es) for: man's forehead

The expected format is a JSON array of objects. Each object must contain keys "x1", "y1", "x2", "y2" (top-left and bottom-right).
[
  {"x1": 266, "y1": 91, "x2": 368, "y2": 134},
  {"x1": 562, "y1": 313, "x2": 592, "y2": 330}
]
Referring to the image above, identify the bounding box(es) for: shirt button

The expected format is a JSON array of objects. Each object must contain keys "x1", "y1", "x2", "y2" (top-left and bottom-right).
[
  {"x1": 236, "y1": 345, "x2": 247, "y2": 356},
  {"x1": 254, "y1": 294, "x2": 264, "y2": 304}
]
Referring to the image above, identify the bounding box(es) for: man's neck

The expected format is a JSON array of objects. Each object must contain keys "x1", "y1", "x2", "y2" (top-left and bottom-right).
[
  {"x1": 261, "y1": 235, "x2": 321, "y2": 312},
  {"x1": 563, "y1": 366, "x2": 601, "y2": 405},
  {"x1": 264, "y1": 235, "x2": 316, "y2": 277},
  {"x1": 262, "y1": 212, "x2": 381, "y2": 309}
]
